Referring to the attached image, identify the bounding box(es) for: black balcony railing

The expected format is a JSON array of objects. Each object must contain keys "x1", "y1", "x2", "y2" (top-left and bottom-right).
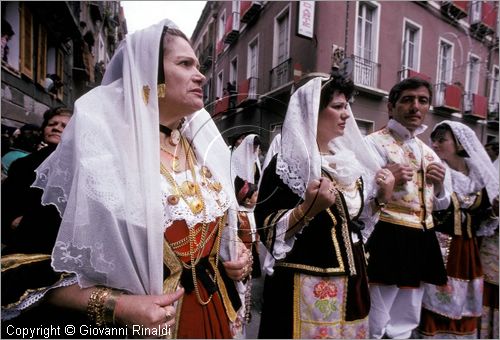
[
  {"x1": 352, "y1": 55, "x2": 380, "y2": 88},
  {"x1": 270, "y1": 58, "x2": 292, "y2": 90}
]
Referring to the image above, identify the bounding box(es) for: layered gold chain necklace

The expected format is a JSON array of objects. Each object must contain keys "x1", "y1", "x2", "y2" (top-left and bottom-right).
[{"x1": 160, "y1": 136, "x2": 221, "y2": 305}]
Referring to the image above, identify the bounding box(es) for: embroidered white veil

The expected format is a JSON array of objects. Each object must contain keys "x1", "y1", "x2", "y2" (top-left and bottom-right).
[
  {"x1": 231, "y1": 133, "x2": 262, "y2": 185},
  {"x1": 433, "y1": 120, "x2": 499, "y2": 204},
  {"x1": 33, "y1": 19, "x2": 238, "y2": 295},
  {"x1": 276, "y1": 76, "x2": 380, "y2": 198}
]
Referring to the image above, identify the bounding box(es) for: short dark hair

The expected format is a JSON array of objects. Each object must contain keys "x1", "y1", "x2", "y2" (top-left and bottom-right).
[
  {"x1": 41, "y1": 107, "x2": 72, "y2": 131},
  {"x1": 388, "y1": 77, "x2": 433, "y2": 107},
  {"x1": 430, "y1": 123, "x2": 469, "y2": 158},
  {"x1": 319, "y1": 74, "x2": 355, "y2": 111},
  {"x1": 234, "y1": 176, "x2": 258, "y2": 205}
]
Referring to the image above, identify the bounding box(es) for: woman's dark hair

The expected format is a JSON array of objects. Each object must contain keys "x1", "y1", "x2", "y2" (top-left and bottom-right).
[
  {"x1": 253, "y1": 135, "x2": 261, "y2": 149},
  {"x1": 234, "y1": 176, "x2": 258, "y2": 205},
  {"x1": 430, "y1": 123, "x2": 469, "y2": 158},
  {"x1": 388, "y1": 77, "x2": 433, "y2": 106},
  {"x1": 319, "y1": 75, "x2": 355, "y2": 111},
  {"x1": 158, "y1": 27, "x2": 191, "y2": 85},
  {"x1": 41, "y1": 107, "x2": 72, "y2": 131},
  {"x1": 2, "y1": 19, "x2": 14, "y2": 37}
]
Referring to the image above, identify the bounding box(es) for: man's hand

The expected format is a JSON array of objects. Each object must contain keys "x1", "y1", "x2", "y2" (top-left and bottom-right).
[
  {"x1": 426, "y1": 162, "x2": 446, "y2": 195},
  {"x1": 385, "y1": 162, "x2": 413, "y2": 186}
]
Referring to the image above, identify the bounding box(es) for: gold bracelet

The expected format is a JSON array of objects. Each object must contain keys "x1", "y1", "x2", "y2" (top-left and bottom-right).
[
  {"x1": 87, "y1": 287, "x2": 111, "y2": 326},
  {"x1": 296, "y1": 205, "x2": 313, "y2": 224},
  {"x1": 103, "y1": 289, "x2": 124, "y2": 326}
]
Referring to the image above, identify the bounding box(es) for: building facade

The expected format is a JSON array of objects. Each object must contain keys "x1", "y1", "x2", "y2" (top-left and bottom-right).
[
  {"x1": 191, "y1": 1, "x2": 499, "y2": 149},
  {"x1": 1, "y1": 1, "x2": 127, "y2": 129}
]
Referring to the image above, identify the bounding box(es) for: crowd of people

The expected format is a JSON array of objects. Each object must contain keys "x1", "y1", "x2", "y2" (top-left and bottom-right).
[{"x1": 1, "y1": 18, "x2": 498, "y2": 340}]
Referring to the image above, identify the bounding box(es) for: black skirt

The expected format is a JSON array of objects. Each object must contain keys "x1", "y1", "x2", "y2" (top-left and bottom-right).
[{"x1": 366, "y1": 221, "x2": 447, "y2": 287}]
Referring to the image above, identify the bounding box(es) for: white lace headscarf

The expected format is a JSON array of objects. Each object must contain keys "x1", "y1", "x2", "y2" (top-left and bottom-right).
[
  {"x1": 432, "y1": 120, "x2": 499, "y2": 204},
  {"x1": 33, "y1": 19, "x2": 238, "y2": 295},
  {"x1": 231, "y1": 133, "x2": 262, "y2": 185},
  {"x1": 276, "y1": 76, "x2": 380, "y2": 198}
]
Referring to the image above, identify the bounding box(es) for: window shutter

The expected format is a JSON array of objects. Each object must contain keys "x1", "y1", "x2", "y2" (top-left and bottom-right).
[
  {"x1": 20, "y1": 3, "x2": 33, "y2": 79},
  {"x1": 37, "y1": 24, "x2": 47, "y2": 87}
]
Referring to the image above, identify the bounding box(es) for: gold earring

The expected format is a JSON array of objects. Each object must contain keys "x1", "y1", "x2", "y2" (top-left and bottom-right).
[{"x1": 157, "y1": 83, "x2": 166, "y2": 98}]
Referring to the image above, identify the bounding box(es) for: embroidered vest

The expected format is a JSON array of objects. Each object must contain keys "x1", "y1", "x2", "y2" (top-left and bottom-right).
[{"x1": 371, "y1": 128, "x2": 437, "y2": 229}]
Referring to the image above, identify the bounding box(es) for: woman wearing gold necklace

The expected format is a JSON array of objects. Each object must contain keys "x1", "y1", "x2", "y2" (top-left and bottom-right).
[
  {"x1": 255, "y1": 74, "x2": 395, "y2": 338},
  {"x1": 2, "y1": 19, "x2": 250, "y2": 338},
  {"x1": 417, "y1": 121, "x2": 499, "y2": 339}
]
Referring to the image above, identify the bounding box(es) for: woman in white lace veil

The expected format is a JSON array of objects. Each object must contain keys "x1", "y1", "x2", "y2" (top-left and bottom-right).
[
  {"x1": 255, "y1": 74, "x2": 394, "y2": 338},
  {"x1": 3, "y1": 19, "x2": 250, "y2": 337},
  {"x1": 418, "y1": 120, "x2": 499, "y2": 339}
]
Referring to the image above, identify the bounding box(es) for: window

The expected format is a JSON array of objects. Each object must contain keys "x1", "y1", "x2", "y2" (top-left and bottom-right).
[
  {"x1": 217, "y1": 71, "x2": 223, "y2": 99},
  {"x1": 56, "y1": 49, "x2": 64, "y2": 99},
  {"x1": 247, "y1": 37, "x2": 259, "y2": 98},
  {"x1": 230, "y1": 57, "x2": 238, "y2": 87},
  {"x1": 354, "y1": 2, "x2": 380, "y2": 87},
  {"x1": 470, "y1": 0, "x2": 482, "y2": 23},
  {"x1": 217, "y1": 10, "x2": 226, "y2": 42},
  {"x1": 273, "y1": 5, "x2": 290, "y2": 67},
  {"x1": 355, "y1": 2, "x2": 379, "y2": 61},
  {"x1": 2, "y1": 2, "x2": 20, "y2": 71},
  {"x1": 465, "y1": 54, "x2": 480, "y2": 94},
  {"x1": 20, "y1": 2, "x2": 33, "y2": 78},
  {"x1": 437, "y1": 39, "x2": 453, "y2": 84},
  {"x1": 402, "y1": 20, "x2": 421, "y2": 71},
  {"x1": 356, "y1": 119, "x2": 374, "y2": 136},
  {"x1": 489, "y1": 66, "x2": 499, "y2": 112}
]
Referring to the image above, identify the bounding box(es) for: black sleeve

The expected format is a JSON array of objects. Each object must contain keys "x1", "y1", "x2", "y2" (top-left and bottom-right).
[{"x1": 254, "y1": 155, "x2": 302, "y2": 253}]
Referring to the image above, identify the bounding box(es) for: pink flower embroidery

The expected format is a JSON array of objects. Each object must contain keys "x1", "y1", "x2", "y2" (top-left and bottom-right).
[
  {"x1": 313, "y1": 280, "x2": 338, "y2": 300},
  {"x1": 313, "y1": 327, "x2": 330, "y2": 339}
]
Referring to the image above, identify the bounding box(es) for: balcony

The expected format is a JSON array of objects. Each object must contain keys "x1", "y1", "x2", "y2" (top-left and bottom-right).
[
  {"x1": 434, "y1": 83, "x2": 462, "y2": 111},
  {"x1": 352, "y1": 55, "x2": 380, "y2": 89},
  {"x1": 199, "y1": 43, "x2": 213, "y2": 71},
  {"x1": 214, "y1": 96, "x2": 230, "y2": 116},
  {"x1": 240, "y1": 1, "x2": 262, "y2": 24},
  {"x1": 270, "y1": 59, "x2": 292, "y2": 90},
  {"x1": 440, "y1": 1, "x2": 468, "y2": 20},
  {"x1": 470, "y1": 1, "x2": 496, "y2": 37},
  {"x1": 237, "y1": 77, "x2": 259, "y2": 105},
  {"x1": 224, "y1": 12, "x2": 240, "y2": 45},
  {"x1": 398, "y1": 68, "x2": 432, "y2": 83},
  {"x1": 463, "y1": 93, "x2": 488, "y2": 119}
]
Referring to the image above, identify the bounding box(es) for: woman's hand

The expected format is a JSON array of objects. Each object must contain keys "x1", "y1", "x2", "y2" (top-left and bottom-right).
[
  {"x1": 223, "y1": 240, "x2": 252, "y2": 281},
  {"x1": 114, "y1": 288, "x2": 184, "y2": 336},
  {"x1": 375, "y1": 168, "x2": 395, "y2": 203},
  {"x1": 302, "y1": 178, "x2": 337, "y2": 218}
]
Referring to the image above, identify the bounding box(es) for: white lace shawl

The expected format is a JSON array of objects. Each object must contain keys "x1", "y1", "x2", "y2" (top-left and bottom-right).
[{"x1": 32, "y1": 19, "x2": 239, "y2": 296}]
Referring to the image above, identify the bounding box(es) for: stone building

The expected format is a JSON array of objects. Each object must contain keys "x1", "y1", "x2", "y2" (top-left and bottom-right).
[{"x1": 191, "y1": 1, "x2": 499, "y2": 148}]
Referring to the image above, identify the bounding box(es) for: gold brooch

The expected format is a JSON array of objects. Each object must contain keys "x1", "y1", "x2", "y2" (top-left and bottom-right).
[{"x1": 142, "y1": 85, "x2": 150, "y2": 105}]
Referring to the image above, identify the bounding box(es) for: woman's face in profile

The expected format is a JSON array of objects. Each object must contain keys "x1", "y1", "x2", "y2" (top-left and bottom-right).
[
  {"x1": 161, "y1": 36, "x2": 206, "y2": 118},
  {"x1": 317, "y1": 91, "x2": 350, "y2": 141},
  {"x1": 431, "y1": 130, "x2": 457, "y2": 162}
]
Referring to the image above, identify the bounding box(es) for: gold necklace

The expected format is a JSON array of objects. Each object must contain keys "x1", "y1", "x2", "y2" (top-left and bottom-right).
[{"x1": 160, "y1": 136, "x2": 221, "y2": 305}]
